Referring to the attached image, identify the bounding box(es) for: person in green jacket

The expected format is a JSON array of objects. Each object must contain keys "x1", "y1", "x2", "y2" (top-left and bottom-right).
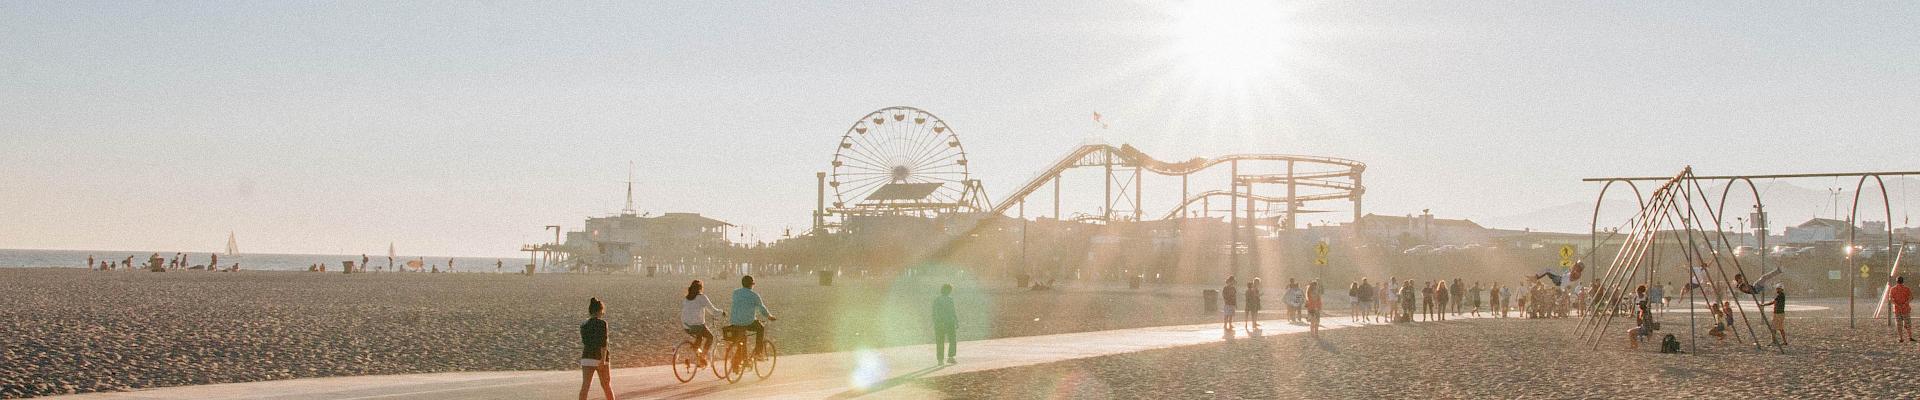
[{"x1": 933, "y1": 284, "x2": 958, "y2": 364}]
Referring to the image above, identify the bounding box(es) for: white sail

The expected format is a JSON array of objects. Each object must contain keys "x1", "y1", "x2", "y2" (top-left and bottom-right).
[
  {"x1": 225, "y1": 232, "x2": 239, "y2": 256},
  {"x1": 388, "y1": 242, "x2": 395, "y2": 258}
]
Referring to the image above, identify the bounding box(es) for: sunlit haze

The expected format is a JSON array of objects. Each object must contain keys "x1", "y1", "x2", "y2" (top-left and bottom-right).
[{"x1": 4, "y1": 1, "x2": 1918, "y2": 257}]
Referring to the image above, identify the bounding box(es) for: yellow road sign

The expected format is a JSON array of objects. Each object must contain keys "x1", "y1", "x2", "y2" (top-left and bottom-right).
[
  {"x1": 1314, "y1": 242, "x2": 1329, "y2": 265},
  {"x1": 1559, "y1": 245, "x2": 1575, "y2": 267},
  {"x1": 1863, "y1": 265, "x2": 1872, "y2": 278}
]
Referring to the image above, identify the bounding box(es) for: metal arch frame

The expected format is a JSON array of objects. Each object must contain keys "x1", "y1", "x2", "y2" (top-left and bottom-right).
[
  {"x1": 1587, "y1": 179, "x2": 1646, "y2": 266},
  {"x1": 1848, "y1": 173, "x2": 1896, "y2": 328},
  {"x1": 828, "y1": 106, "x2": 976, "y2": 217},
  {"x1": 1712, "y1": 176, "x2": 1770, "y2": 276},
  {"x1": 1714, "y1": 177, "x2": 1766, "y2": 226}
]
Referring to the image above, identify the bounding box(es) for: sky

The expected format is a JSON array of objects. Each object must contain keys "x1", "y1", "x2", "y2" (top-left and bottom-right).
[{"x1": 2, "y1": 1, "x2": 1917, "y2": 257}]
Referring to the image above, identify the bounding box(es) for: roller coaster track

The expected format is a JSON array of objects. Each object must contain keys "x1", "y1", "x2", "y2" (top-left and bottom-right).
[
  {"x1": 985, "y1": 144, "x2": 1366, "y2": 220},
  {"x1": 1156, "y1": 189, "x2": 1351, "y2": 220}
]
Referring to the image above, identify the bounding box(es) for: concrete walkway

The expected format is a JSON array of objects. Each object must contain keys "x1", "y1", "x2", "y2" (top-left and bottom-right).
[{"x1": 54, "y1": 313, "x2": 1478, "y2": 400}]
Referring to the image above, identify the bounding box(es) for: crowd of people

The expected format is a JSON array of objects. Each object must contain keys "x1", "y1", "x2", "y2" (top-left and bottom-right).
[
  {"x1": 86, "y1": 253, "x2": 237, "y2": 272},
  {"x1": 1206, "y1": 259, "x2": 1871, "y2": 354},
  {"x1": 84, "y1": 254, "x2": 517, "y2": 274},
  {"x1": 1224, "y1": 275, "x2": 1528, "y2": 332}
]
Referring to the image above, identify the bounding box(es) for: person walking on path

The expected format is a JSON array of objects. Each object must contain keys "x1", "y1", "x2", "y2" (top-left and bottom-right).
[
  {"x1": 1757, "y1": 286, "x2": 1789, "y2": 346},
  {"x1": 1892, "y1": 277, "x2": 1913, "y2": 342},
  {"x1": 933, "y1": 284, "x2": 959, "y2": 364},
  {"x1": 578, "y1": 298, "x2": 614, "y2": 400},
  {"x1": 1305, "y1": 280, "x2": 1324, "y2": 335},
  {"x1": 1245, "y1": 279, "x2": 1263, "y2": 330},
  {"x1": 1434, "y1": 281, "x2": 1451, "y2": 321},
  {"x1": 1221, "y1": 276, "x2": 1239, "y2": 332}
]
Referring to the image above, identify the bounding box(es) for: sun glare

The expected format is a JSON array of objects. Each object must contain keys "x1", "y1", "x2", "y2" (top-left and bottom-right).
[{"x1": 1170, "y1": 0, "x2": 1292, "y2": 85}]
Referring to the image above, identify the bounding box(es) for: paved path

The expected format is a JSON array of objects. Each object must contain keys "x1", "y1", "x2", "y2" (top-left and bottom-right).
[{"x1": 54, "y1": 314, "x2": 1474, "y2": 400}]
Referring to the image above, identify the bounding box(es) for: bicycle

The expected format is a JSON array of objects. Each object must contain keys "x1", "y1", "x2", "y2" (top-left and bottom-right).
[
  {"x1": 718, "y1": 320, "x2": 778, "y2": 383},
  {"x1": 671, "y1": 313, "x2": 730, "y2": 383},
  {"x1": 670, "y1": 329, "x2": 710, "y2": 382}
]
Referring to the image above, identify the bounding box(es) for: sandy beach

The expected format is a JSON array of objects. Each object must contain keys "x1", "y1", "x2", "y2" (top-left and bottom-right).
[
  {"x1": 11, "y1": 269, "x2": 1920, "y2": 399},
  {"x1": 0, "y1": 268, "x2": 1220, "y2": 398},
  {"x1": 921, "y1": 300, "x2": 1920, "y2": 398}
]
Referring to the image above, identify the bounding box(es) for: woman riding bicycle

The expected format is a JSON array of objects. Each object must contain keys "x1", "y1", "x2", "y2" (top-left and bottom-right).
[{"x1": 681, "y1": 280, "x2": 724, "y2": 366}]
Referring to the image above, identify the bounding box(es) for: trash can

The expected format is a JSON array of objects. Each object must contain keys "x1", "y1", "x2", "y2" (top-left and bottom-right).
[
  {"x1": 1203, "y1": 289, "x2": 1218, "y2": 313},
  {"x1": 1129, "y1": 275, "x2": 1143, "y2": 289},
  {"x1": 818, "y1": 270, "x2": 835, "y2": 286}
]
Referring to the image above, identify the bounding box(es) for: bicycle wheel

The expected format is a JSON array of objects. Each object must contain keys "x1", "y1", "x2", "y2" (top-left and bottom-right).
[
  {"x1": 708, "y1": 342, "x2": 728, "y2": 380},
  {"x1": 671, "y1": 341, "x2": 698, "y2": 383},
  {"x1": 753, "y1": 340, "x2": 777, "y2": 380},
  {"x1": 724, "y1": 342, "x2": 746, "y2": 383}
]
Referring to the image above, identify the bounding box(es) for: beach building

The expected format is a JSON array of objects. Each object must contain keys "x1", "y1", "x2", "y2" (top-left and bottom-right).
[
  {"x1": 1350, "y1": 210, "x2": 1501, "y2": 246},
  {"x1": 1785, "y1": 218, "x2": 1852, "y2": 244},
  {"x1": 562, "y1": 212, "x2": 734, "y2": 273}
]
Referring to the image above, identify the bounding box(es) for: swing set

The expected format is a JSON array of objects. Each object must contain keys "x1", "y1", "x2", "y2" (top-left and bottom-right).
[{"x1": 1578, "y1": 167, "x2": 1920, "y2": 352}]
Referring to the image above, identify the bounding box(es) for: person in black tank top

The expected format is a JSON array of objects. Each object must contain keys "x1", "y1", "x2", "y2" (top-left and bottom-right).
[{"x1": 578, "y1": 298, "x2": 614, "y2": 400}]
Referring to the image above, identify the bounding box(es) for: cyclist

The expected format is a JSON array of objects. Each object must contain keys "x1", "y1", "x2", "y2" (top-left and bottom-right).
[
  {"x1": 728, "y1": 275, "x2": 777, "y2": 359},
  {"x1": 681, "y1": 280, "x2": 724, "y2": 366}
]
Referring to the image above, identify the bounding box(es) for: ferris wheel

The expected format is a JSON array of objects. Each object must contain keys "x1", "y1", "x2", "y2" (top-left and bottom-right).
[{"x1": 829, "y1": 106, "x2": 972, "y2": 213}]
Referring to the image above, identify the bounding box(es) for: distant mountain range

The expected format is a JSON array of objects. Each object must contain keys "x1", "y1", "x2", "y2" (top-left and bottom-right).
[{"x1": 1476, "y1": 177, "x2": 1920, "y2": 233}]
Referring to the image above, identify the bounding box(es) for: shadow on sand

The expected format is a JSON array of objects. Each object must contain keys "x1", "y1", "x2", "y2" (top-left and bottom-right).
[{"x1": 824, "y1": 365, "x2": 949, "y2": 399}]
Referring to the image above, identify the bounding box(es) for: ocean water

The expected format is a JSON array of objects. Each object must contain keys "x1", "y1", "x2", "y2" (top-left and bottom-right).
[{"x1": 0, "y1": 248, "x2": 530, "y2": 272}]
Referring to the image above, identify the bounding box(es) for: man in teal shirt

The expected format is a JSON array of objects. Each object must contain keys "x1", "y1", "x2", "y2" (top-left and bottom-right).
[{"x1": 729, "y1": 275, "x2": 776, "y2": 357}]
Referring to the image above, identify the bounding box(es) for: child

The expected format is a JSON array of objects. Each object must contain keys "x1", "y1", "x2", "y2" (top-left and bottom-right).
[
  {"x1": 1707, "y1": 302, "x2": 1727, "y2": 342},
  {"x1": 1221, "y1": 276, "x2": 1238, "y2": 332},
  {"x1": 1245, "y1": 279, "x2": 1263, "y2": 330}
]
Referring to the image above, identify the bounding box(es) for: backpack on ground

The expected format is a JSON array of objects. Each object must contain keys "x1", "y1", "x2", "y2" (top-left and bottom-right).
[{"x1": 1659, "y1": 334, "x2": 1682, "y2": 353}]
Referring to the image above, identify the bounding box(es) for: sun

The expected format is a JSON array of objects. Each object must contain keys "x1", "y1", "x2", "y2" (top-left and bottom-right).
[{"x1": 1169, "y1": 0, "x2": 1293, "y2": 86}]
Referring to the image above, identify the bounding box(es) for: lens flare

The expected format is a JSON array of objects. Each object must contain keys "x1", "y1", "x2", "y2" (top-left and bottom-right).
[
  {"x1": 1170, "y1": 0, "x2": 1292, "y2": 86},
  {"x1": 848, "y1": 348, "x2": 889, "y2": 390}
]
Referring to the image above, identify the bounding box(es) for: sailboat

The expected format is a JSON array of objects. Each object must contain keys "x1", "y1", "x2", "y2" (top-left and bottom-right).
[{"x1": 225, "y1": 232, "x2": 239, "y2": 256}]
